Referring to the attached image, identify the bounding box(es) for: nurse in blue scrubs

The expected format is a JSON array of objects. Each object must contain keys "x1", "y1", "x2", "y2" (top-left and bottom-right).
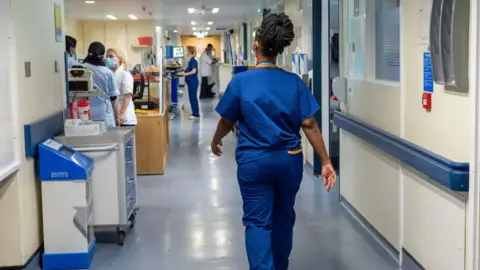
[
  {"x1": 212, "y1": 13, "x2": 337, "y2": 270},
  {"x1": 82, "y1": 42, "x2": 120, "y2": 127}
]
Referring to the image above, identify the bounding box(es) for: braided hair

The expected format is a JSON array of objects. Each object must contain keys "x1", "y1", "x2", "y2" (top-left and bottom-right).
[{"x1": 255, "y1": 13, "x2": 295, "y2": 58}]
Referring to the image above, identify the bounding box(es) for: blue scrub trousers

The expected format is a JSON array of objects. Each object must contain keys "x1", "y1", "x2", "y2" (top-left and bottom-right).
[
  {"x1": 238, "y1": 150, "x2": 303, "y2": 270},
  {"x1": 186, "y1": 78, "x2": 200, "y2": 117}
]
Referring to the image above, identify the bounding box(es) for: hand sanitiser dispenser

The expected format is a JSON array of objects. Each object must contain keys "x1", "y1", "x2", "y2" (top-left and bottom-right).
[
  {"x1": 38, "y1": 139, "x2": 95, "y2": 270},
  {"x1": 430, "y1": 0, "x2": 470, "y2": 89}
]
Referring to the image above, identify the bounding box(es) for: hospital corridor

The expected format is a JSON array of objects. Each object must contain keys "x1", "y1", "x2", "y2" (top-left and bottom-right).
[{"x1": 1, "y1": 0, "x2": 480, "y2": 270}]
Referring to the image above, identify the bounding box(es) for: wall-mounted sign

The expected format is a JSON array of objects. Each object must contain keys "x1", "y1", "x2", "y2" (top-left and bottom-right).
[
  {"x1": 54, "y1": 3, "x2": 62, "y2": 43},
  {"x1": 423, "y1": 52, "x2": 434, "y2": 92}
]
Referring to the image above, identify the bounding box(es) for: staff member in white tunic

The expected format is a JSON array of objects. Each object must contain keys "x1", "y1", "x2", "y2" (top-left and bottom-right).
[
  {"x1": 199, "y1": 44, "x2": 218, "y2": 99},
  {"x1": 106, "y1": 48, "x2": 137, "y2": 126}
]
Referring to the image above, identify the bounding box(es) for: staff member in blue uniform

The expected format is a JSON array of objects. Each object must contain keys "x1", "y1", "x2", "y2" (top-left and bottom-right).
[
  {"x1": 66, "y1": 35, "x2": 81, "y2": 69},
  {"x1": 179, "y1": 46, "x2": 200, "y2": 120},
  {"x1": 83, "y1": 42, "x2": 120, "y2": 127},
  {"x1": 212, "y1": 13, "x2": 337, "y2": 270}
]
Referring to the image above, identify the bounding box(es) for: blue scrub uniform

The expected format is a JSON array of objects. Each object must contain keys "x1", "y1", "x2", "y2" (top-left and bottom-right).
[
  {"x1": 216, "y1": 68, "x2": 319, "y2": 270},
  {"x1": 185, "y1": 57, "x2": 200, "y2": 117},
  {"x1": 83, "y1": 63, "x2": 120, "y2": 127}
]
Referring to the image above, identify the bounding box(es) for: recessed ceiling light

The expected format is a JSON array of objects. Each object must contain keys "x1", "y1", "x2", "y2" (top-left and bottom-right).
[
  {"x1": 192, "y1": 27, "x2": 197, "y2": 30},
  {"x1": 188, "y1": 8, "x2": 195, "y2": 14},
  {"x1": 85, "y1": 1, "x2": 95, "y2": 3},
  {"x1": 191, "y1": 21, "x2": 196, "y2": 25},
  {"x1": 208, "y1": 21, "x2": 213, "y2": 25},
  {"x1": 206, "y1": 27, "x2": 211, "y2": 30},
  {"x1": 129, "y1": 14, "x2": 138, "y2": 20},
  {"x1": 173, "y1": 30, "x2": 178, "y2": 33},
  {"x1": 205, "y1": 32, "x2": 209, "y2": 35},
  {"x1": 212, "y1": 8, "x2": 219, "y2": 13},
  {"x1": 106, "y1": 15, "x2": 117, "y2": 20}
]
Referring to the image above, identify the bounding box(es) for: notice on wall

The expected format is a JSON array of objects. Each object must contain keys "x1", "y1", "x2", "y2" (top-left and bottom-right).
[
  {"x1": 423, "y1": 52, "x2": 434, "y2": 92},
  {"x1": 54, "y1": 3, "x2": 62, "y2": 43},
  {"x1": 418, "y1": 0, "x2": 432, "y2": 44}
]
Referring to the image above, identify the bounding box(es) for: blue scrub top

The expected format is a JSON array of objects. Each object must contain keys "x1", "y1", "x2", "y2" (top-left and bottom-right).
[
  {"x1": 82, "y1": 63, "x2": 120, "y2": 127},
  {"x1": 185, "y1": 57, "x2": 199, "y2": 83},
  {"x1": 216, "y1": 68, "x2": 320, "y2": 164}
]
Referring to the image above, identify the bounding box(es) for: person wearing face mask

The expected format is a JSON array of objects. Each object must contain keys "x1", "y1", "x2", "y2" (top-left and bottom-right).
[
  {"x1": 82, "y1": 42, "x2": 120, "y2": 128},
  {"x1": 211, "y1": 13, "x2": 337, "y2": 269},
  {"x1": 106, "y1": 48, "x2": 137, "y2": 126},
  {"x1": 66, "y1": 35, "x2": 81, "y2": 69},
  {"x1": 178, "y1": 46, "x2": 200, "y2": 120}
]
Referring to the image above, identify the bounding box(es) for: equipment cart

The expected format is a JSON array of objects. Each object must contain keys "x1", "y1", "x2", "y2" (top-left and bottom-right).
[{"x1": 55, "y1": 127, "x2": 138, "y2": 245}]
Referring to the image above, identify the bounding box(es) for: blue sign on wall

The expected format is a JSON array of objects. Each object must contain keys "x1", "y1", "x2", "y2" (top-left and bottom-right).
[{"x1": 423, "y1": 52, "x2": 434, "y2": 92}]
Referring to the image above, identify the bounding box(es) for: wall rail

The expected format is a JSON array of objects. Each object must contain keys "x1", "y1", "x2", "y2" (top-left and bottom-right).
[{"x1": 333, "y1": 111, "x2": 469, "y2": 192}]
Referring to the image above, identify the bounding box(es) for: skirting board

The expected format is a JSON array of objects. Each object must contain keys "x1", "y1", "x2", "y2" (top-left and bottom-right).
[{"x1": 340, "y1": 196, "x2": 425, "y2": 270}]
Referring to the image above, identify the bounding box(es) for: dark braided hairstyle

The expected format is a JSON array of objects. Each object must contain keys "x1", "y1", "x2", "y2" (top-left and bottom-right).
[{"x1": 255, "y1": 13, "x2": 295, "y2": 58}]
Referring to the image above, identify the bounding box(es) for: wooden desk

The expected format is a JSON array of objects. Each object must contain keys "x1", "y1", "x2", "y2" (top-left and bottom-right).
[{"x1": 135, "y1": 108, "x2": 169, "y2": 175}]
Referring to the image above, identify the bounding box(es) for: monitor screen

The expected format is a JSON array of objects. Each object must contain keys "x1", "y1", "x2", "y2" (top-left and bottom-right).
[{"x1": 173, "y1": 47, "x2": 184, "y2": 58}]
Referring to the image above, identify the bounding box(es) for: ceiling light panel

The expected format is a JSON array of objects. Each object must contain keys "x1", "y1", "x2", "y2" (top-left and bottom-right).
[
  {"x1": 188, "y1": 8, "x2": 195, "y2": 14},
  {"x1": 208, "y1": 21, "x2": 213, "y2": 25},
  {"x1": 212, "y1": 8, "x2": 219, "y2": 13},
  {"x1": 106, "y1": 15, "x2": 117, "y2": 20},
  {"x1": 129, "y1": 14, "x2": 138, "y2": 20},
  {"x1": 85, "y1": 1, "x2": 95, "y2": 3}
]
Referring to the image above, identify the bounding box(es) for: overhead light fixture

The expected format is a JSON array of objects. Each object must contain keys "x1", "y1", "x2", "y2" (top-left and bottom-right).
[
  {"x1": 191, "y1": 21, "x2": 196, "y2": 25},
  {"x1": 208, "y1": 21, "x2": 213, "y2": 25},
  {"x1": 129, "y1": 14, "x2": 138, "y2": 20},
  {"x1": 257, "y1": 8, "x2": 262, "y2": 12},
  {"x1": 188, "y1": 8, "x2": 195, "y2": 14},
  {"x1": 106, "y1": 15, "x2": 117, "y2": 20},
  {"x1": 212, "y1": 8, "x2": 219, "y2": 13},
  {"x1": 205, "y1": 32, "x2": 208, "y2": 35},
  {"x1": 206, "y1": 27, "x2": 211, "y2": 30},
  {"x1": 173, "y1": 30, "x2": 178, "y2": 33},
  {"x1": 85, "y1": 0, "x2": 95, "y2": 3}
]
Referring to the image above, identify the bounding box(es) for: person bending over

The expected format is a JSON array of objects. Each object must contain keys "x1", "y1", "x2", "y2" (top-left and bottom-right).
[{"x1": 211, "y1": 13, "x2": 337, "y2": 270}]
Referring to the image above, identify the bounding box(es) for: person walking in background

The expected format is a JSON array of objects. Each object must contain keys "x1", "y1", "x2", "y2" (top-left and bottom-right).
[
  {"x1": 210, "y1": 13, "x2": 337, "y2": 270},
  {"x1": 199, "y1": 44, "x2": 218, "y2": 99},
  {"x1": 179, "y1": 46, "x2": 200, "y2": 120}
]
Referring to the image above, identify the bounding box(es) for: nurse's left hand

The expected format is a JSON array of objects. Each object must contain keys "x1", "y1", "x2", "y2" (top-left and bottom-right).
[{"x1": 211, "y1": 140, "x2": 223, "y2": 156}]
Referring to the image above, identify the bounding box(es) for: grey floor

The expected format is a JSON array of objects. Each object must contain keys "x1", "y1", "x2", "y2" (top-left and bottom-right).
[{"x1": 28, "y1": 98, "x2": 400, "y2": 270}]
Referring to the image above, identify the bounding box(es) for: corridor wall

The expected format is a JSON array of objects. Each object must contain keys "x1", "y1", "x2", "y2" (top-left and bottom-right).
[
  {"x1": 0, "y1": 0, "x2": 67, "y2": 266},
  {"x1": 65, "y1": 18, "x2": 155, "y2": 68},
  {"x1": 339, "y1": 0, "x2": 467, "y2": 269}
]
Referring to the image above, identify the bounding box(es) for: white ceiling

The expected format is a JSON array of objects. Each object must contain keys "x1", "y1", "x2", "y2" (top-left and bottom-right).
[{"x1": 64, "y1": 0, "x2": 281, "y2": 33}]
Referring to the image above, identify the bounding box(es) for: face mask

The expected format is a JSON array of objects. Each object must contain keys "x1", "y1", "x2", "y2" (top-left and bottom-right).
[{"x1": 105, "y1": 57, "x2": 117, "y2": 69}]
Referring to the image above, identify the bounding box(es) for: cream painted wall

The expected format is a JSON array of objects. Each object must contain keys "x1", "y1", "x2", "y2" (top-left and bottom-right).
[
  {"x1": 339, "y1": 0, "x2": 402, "y2": 252},
  {"x1": 0, "y1": 0, "x2": 66, "y2": 266},
  {"x1": 65, "y1": 19, "x2": 154, "y2": 69},
  {"x1": 65, "y1": 17, "x2": 84, "y2": 54},
  {"x1": 400, "y1": 1, "x2": 467, "y2": 269},
  {"x1": 339, "y1": 0, "x2": 468, "y2": 268}
]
